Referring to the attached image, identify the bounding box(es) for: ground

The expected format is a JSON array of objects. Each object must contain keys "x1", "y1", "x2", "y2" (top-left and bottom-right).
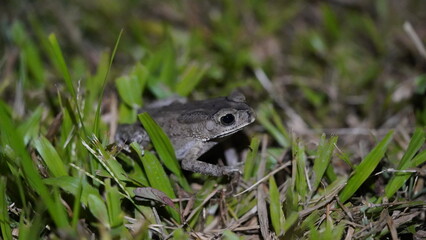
[{"x1": 0, "y1": 1, "x2": 425, "y2": 239}]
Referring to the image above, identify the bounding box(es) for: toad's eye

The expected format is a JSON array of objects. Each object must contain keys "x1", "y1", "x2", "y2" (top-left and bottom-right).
[{"x1": 220, "y1": 114, "x2": 235, "y2": 126}]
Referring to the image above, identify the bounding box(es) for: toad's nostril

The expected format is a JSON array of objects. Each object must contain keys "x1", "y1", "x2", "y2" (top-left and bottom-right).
[
  {"x1": 246, "y1": 111, "x2": 252, "y2": 120},
  {"x1": 246, "y1": 110, "x2": 255, "y2": 121}
]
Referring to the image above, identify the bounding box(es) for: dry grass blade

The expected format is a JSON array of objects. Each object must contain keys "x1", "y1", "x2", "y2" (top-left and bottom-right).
[
  {"x1": 257, "y1": 187, "x2": 270, "y2": 240},
  {"x1": 234, "y1": 161, "x2": 291, "y2": 197},
  {"x1": 344, "y1": 227, "x2": 355, "y2": 240},
  {"x1": 404, "y1": 21, "x2": 426, "y2": 59},
  {"x1": 226, "y1": 206, "x2": 258, "y2": 231},
  {"x1": 299, "y1": 182, "x2": 345, "y2": 218},
  {"x1": 386, "y1": 213, "x2": 398, "y2": 240}
]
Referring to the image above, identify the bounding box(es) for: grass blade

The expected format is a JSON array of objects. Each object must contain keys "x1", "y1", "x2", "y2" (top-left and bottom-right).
[
  {"x1": 93, "y1": 29, "x2": 123, "y2": 136},
  {"x1": 70, "y1": 177, "x2": 83, "y2": 228},
  {"x1": 339, "y1": 130, "x2": 394, "y2": 202},
  {"x1": 88, "y1": 193, "x2": 109, "y2": 225},
  {"x1": 257, "y1": 104, "x2": 290, "y2": 148},
  {"x1": 269, "y1": 176, "x2": 285, "y2": 236},
  {"x1": 412, "y1": 149, "x2": 426, "y2": 166},
  {"x1": 105, "y1": 179, "x2": 124, "y2": 228},
  {"x1": 82, "y1": 136, "x2": 128, "y2": 183},
  {"x1": 397, "y1": 128, "x2": 425, "y2": 168},
  {"x1": 116, "y1": 74, "x2": 144, "y2": 108},
  {"x1": 17, "y1": 106, "x2": 43, "y2": 145},
  {"x1": 48, "y1": 34, "x2": 74, "y2": 98},
  {"x1": 0, "y1": 103, "x2": 69, "y2": 228},
  {"x1": 283, "y1": 212, "x2": 298, "y2": 234},
  {"x1": 222, "y1": 230, "x2": 240, "y2": 240},
  {"x1": 175, "y1": 63, "x2": 208, "y2": 97},
  {"x1": 312, "y1": 135, "x2": 338, "y2": 191},
  {"x1": 0, "y1": 177, "x2": 12, "y2": 240},
  {"x1": 384, "y1": 150, "x2": 426, "y2": 199},
  {"x1": 33, "y1": 136, "x2": 68, "y2": 177},
  {"x1": 385, "y1": 128, "x2": 425, "y2": 199},
  {"x1": 43, "y1": 176, "x2": 99, "y2": 206},
  {"x1": 132, "y1": 145, "x2": 180, "y2": 222},
  {"x1": 48, "y1": 34, "x2": 87, "y2": 138},
  {"x1": 243, "y1": 136, "x2": 261, "y2": 180},
  {"x1": 11, "y1": 21, "x2": 45, "y2": 86},
  {"x1": 293, "y1": 140, "x2": 308, "y2": 198},
  {"x1": 138, "y1": 112, "x2": 190, "y2": 191}
]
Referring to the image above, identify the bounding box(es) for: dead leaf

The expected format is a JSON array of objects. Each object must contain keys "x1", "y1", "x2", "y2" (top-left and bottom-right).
[{"x1": 134, "y1": 187, "x2": 174, "y2": 207}]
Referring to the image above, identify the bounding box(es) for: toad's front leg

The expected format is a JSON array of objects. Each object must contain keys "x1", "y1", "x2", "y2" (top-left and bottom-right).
[{"x1": 180, "y1": 142, "x2": 240, "y2": 176}]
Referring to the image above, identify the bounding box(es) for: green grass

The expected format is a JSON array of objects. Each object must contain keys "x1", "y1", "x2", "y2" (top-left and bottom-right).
[{"x1": 1, "y1": 0, "x2": 426, "y2": 239}]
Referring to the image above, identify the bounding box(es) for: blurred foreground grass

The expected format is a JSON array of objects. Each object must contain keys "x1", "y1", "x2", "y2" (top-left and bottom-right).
[{"x1": 1, "y1": 0, "x2": 426, "y2": 239}]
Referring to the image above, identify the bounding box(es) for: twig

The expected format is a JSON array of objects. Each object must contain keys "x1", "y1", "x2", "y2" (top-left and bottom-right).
[{"x1": 374, "y1": 168, "x2": 417, "y2": 176}]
